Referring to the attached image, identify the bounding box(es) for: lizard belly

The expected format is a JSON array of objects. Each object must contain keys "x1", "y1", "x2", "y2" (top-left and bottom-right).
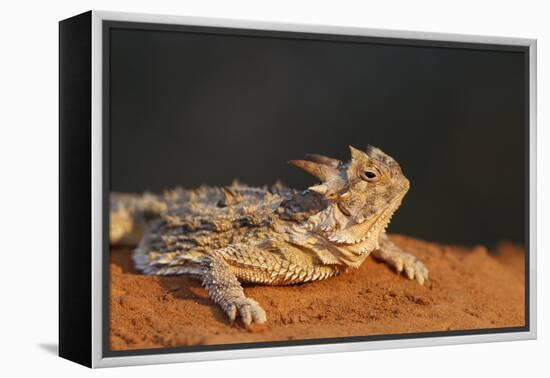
[{"x1": 230, "y1": 263, "x2": 343, "y2": 285}]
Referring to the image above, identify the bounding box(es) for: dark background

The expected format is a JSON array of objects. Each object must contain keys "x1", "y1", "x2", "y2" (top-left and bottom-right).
[{"x1": 109, "y1": 26, "x2": 526, "y2": 247}]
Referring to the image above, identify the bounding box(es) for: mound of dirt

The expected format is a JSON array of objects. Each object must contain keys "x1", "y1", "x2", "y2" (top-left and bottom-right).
[{"x1": 109, "y1": 235, "x2": 525, "y2": 350}]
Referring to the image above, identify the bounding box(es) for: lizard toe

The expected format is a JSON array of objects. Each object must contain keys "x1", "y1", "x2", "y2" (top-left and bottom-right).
[
  {"x1": 225, "y1": 304, "x2": 237, "y2": 323},
  {"x1": 391, "y1": 253, "x2": 429, "y2": 285},
  {"x1": 233, "y1": 297, "x2": 267, "y2": 327},
  {"x1": 405, "y1": 258, "x2": 429, "y2": 285}
]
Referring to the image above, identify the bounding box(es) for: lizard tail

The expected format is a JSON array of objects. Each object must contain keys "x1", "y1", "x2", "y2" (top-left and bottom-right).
[
  {"x1": 111, "y1": 191, "x2": 205, "y2": 277},
  {"x1": 109, "y1": 192, "x2": 167, "y2": 247}
]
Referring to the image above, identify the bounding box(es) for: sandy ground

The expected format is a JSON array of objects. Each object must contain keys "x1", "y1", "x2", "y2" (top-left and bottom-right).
[{"x1": 109, "y1": 235, "x2": 525, "y2": 351}]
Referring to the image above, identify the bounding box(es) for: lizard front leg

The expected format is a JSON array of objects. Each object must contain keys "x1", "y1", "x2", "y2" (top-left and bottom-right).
[
  {"x1": 201, "y1": 249, "x2": 267, "y2": 327},
  {"x1": 372, "y1": 233, "x2": 429, "y2": 285}
]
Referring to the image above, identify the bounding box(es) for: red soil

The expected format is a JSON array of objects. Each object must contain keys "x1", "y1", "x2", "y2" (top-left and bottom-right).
[{"x1": 109, "y1": 235, "x2": 525, "y2": 350}]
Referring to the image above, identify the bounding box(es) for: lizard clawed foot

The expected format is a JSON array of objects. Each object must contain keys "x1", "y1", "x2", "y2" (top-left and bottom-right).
[
  {"x1": 223, "y1": 296, "x2": 267, "y2": 327},
  {"x1": 388, "y1": 252, "x2": 429, "y2": 285},
  {"x1": 201, "y1": 252, "x2": 267, "y2": 327},
  {"x1": 373, "y1": 235, "x2": 429, "y2": 285}
]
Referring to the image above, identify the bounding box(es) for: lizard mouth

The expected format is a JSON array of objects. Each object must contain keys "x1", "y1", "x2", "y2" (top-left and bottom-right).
[{"x1": 326, "y1": 194, "x2": 404, "y2": 245}]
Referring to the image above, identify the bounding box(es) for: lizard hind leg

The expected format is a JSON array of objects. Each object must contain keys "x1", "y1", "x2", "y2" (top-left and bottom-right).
[
  {"x1": 372, "y1": 233, "x2": 429, "y2": 285},
  {"x1": 201, "y1": 249, "x2": 267, "y2": 327}
]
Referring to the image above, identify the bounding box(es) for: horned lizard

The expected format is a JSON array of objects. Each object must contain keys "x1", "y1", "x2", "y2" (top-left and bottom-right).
[{"x1": 110, "y1": 145, "x2": 428, "y2": 327}]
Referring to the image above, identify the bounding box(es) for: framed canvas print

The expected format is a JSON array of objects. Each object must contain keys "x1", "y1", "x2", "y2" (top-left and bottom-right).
[{"x1": 59, "y1": 10, "x2": 537, "y2": 368}]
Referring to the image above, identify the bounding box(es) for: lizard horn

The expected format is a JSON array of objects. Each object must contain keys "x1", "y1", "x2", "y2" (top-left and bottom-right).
[
  {"x1": 308, "y1": 184, "x2": 329, "y2": 195},
  {"x1": 288, "y1": 159, "x2": 339, "y2": 182},
  {"x1": 349, "y1": 145, "x2": 370, "y2": 161},
  {"x1": 305, "y1": 153, "x2": 341, "y2": 168}
]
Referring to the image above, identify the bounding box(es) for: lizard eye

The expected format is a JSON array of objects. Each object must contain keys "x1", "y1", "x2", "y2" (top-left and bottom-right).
[{"x1": 359, "y1": 169, "x2": 379, "y2": 182}]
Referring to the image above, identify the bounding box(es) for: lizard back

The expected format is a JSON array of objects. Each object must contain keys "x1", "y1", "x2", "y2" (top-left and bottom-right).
[{"x1": 115, "y1": 182, "x2": 298, "y2": 276}]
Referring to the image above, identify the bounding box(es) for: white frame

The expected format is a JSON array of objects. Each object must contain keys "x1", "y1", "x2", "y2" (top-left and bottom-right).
[{"x1": 90, "y1": 10, "x2": 537, "y2": 368}]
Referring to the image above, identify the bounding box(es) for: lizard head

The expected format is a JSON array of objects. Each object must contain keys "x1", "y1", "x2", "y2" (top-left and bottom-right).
[{"x1": 289, "y1": 145, "x2": 409, "y2": 247}]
